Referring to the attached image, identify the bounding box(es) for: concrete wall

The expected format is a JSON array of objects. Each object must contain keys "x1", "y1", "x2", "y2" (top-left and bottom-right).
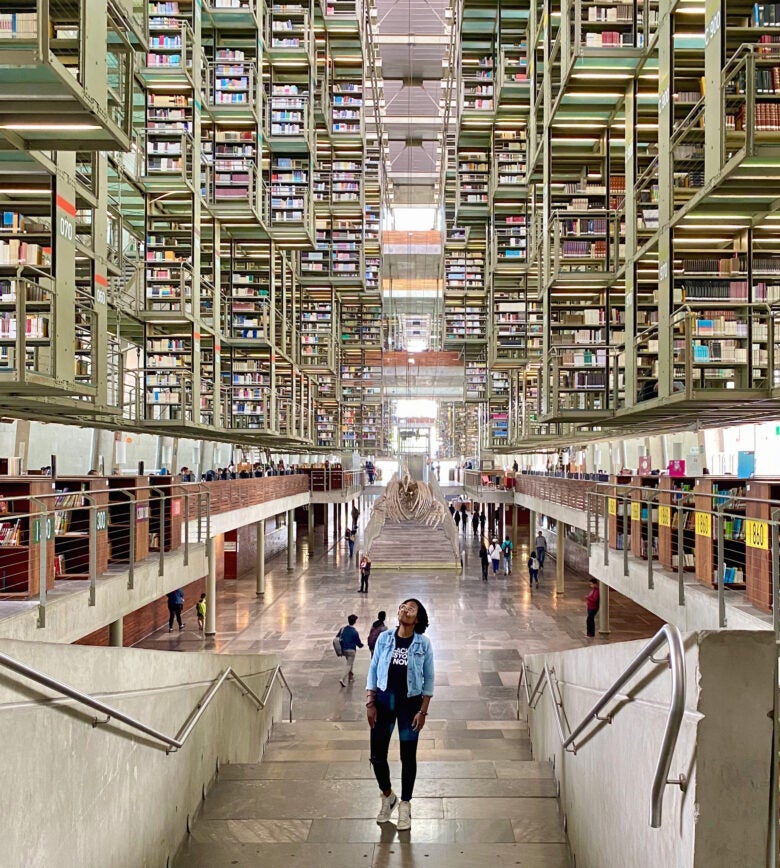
[
  {"x1": 524, "y1": 630, "x2": 773, "y2": 868},
  {"x1": 0, "y1": 638, "x2": 285, "y2": 867}
]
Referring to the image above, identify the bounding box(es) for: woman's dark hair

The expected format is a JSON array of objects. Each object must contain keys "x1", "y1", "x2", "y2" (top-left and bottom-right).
[
  {"x1": 348, "y1": 614, "x2": 358, "y2": 625},
  {"x1": 377, "y1": 610, "x2": 386, "y2": 621},
  {"x1": 401, "y1": 598, "x2": 429, "y2": 634}
]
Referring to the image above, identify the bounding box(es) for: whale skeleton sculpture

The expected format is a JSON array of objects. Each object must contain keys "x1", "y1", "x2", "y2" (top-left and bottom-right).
[{"x1": 372, "y1": 472, "x2": 450, "y2": 527}]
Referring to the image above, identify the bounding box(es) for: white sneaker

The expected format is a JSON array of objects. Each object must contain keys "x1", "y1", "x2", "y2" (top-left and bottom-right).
[
  {"x1": 397, "y1": 800, "x2": 411, "y2": 831},
  {"x1": 376, "y1": 791, "x2": 398, "y2": 823}
]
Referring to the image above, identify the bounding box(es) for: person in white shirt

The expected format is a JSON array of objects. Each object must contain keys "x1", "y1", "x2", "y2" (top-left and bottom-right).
[{"x1": 488, "y1": 539, "x2": 502, "y2": 575}]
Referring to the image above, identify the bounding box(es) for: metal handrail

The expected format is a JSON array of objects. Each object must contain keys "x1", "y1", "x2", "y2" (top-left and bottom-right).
[
  {"x1": 0, "y1": 650, "x2": 293, "y2": 753},
  {"x1": 517, "y1": 623, "x2": 686, "y2": 828}
]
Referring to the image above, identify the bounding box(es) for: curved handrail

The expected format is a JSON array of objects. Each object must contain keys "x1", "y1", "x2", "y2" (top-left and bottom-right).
[
  {"x1": 0, "y1": 650, "x2": 293, "y2": 753},
  {"x1": 517, "y1": 623, "x2": 686, "y2": 828}
]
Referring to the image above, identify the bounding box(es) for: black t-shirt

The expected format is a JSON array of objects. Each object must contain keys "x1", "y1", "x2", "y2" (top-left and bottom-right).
[{"x1": 387, "y1": 630, "x2": 414, "y2": 696}]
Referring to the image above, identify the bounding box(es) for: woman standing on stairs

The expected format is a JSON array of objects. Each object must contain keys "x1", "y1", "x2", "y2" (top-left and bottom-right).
[{"x1": 365, "y1": 598, "x2": 435, "y2": 833}]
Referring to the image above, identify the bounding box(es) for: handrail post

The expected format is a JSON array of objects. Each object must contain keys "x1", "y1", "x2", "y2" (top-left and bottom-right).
[
  {"x1": 36, "y1": 503, "x2": 49, "y2": 629},
  {"x1": 88, "y1": 500, "x2": 98, "y2": 607},
  {"x1": 128, "y1": 491, "x2": 136, "y2": 589},
  {"x1": 677, "y1": 502, "x2": 685, "y2": 605},
  {"x1": 623, "y1": 497, "x2": 629, "y2": 576},
  {"x1": 770, "y1": 508, "x2": 780, "y2": 866},
  {"x1": 647, "y1": 494, "x2": 654, "y2": 590},
  {"x1": 717, "y1": 504, "x2": 726, "y2": 628}
]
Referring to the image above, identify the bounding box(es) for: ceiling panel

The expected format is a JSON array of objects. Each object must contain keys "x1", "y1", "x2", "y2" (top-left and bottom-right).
[
  {"x1": 375, "y1": 0, "x2": 448, "y2": 35},
  {"x1": 379, "y1": 44, "x2": 446, "y2": 80}
]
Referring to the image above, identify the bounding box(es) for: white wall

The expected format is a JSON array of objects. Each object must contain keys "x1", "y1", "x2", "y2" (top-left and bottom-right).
[
  {"x1": 524, "y1": 630, "x2": 773, "y2": 868},
  {"x1": 0, "y1": 638, "x2": 285, "y2": 867}
]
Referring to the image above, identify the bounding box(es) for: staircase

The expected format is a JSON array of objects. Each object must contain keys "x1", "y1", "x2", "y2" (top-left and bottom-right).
[
  {"x1": 367, "y1": 518, "x2": 461, "y2": 570},
  {"x1": 176, "y1": 714, "x2": 572, "y2": 866}
]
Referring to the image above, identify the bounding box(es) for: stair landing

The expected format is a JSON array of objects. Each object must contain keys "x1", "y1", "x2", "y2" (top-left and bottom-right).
[{"x1": 177, "y1": 716, "x2": 571, "y2": 866}]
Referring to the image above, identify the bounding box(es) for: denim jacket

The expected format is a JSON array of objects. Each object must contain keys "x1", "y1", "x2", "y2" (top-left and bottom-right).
[{"x1": 366, "y1": 629, "x2": 434, "y2": 697}]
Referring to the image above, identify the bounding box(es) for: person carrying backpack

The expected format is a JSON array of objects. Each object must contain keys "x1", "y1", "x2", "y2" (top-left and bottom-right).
[
  {"x1": 528, "y1": 554, "x2": 540, "y2": 588},
  {"x1": 501, "y1": 535, "x2": 513, "y2": 575},
  {"x1": 346, "y1": 527, "x2": 355, "y2": 558}
]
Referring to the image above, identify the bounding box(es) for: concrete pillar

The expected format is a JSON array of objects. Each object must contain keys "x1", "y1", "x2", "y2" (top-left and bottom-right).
[
  {"x1": 256, "y1": 519, "x2": 265, "y2": 595},
  {"x1": 307, "y1": 505, "x2": 314, "y2": 549},
  {"x1": 598, "y1": 582, "x2": 611, "y2": 637},
  {"x1": 529, "y1": 510, "x2": 537, "y2": 548},
  {"x1": 108, "y1": 618, "x2": 123, "y2": 647},
  {"x1": 324, "y1": 500, "x2": 329, "y2": 543},
  {"x1": 511, "y1": 503, "x2": 517, "y2": 546},
  {"x1": 556, "y1": 523, "x2": 566, "y2": 595},
  {"x1": 287, "y1": 509, "x2": 295, "y2": 571},
  {"x1": 205, "y1": 537, "x2": 216, "y2": 636}
]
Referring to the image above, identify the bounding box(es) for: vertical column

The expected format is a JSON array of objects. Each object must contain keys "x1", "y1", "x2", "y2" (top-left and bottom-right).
[
  {"x1": 511, "y1": 503, "x2": 517, "y2": 546},
  {"x1": 256, "y1": 519, "x2": 265, "y2": 596},
  {"x1": 308, "y1": 505, "x2": 314, "y2": 549},
  {"x1": 287, "y1": 508, "x2": 295, "y2": 571},
  {"x1": 529, "y1": 509, "x2": 537, "y2": 548},
  {"x1": 324, "y1": 500, "x2": 329, "y2": 543},
  {"x1": 205, "y1": 537, "x2": 216, "y2": 636},
  {"x1": 556, "y1": 523, "x2": 566, "y2": 595},
  {"x1": 598, "y1": 581, "x2": 611, "y2": 637},
  {"x1": 108, "y1": 618, "x2": 123, "y2": 647}
]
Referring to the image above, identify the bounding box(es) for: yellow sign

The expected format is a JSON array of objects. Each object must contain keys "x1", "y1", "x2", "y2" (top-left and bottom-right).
[
  {"x1": 608, "y1": 498, "x2": 616, "y2": 516},
  {"x1": 695, "y1": 512, "x2": 712, "y2": 538},
  {"x1": 631, "y1": 501, "x2": 641, "y2": 521},
  {"x1": 746, "y1": 519, "x2": 769, "y2": 551},
  {"x1": 659, "y1": 505, "x2": 671, "y2": 528}
]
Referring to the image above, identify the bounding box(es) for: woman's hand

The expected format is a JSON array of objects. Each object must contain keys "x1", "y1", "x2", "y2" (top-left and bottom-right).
[
  {"x1": 367, "y1": 704, "x2": 377, "y2": 728},
  {"x1": 411, "y1": 712, "x2": 426, "y2": 733}
]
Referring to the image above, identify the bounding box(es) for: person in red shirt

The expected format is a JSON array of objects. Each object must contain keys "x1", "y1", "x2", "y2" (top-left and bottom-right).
[{"x1": 586, "y1": 579, "x2": 600, "y2": 639}]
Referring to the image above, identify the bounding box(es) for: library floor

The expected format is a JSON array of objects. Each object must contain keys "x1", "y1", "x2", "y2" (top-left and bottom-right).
[{"x1": 137, "y1": 522, "x2": 662, "y2": 866}]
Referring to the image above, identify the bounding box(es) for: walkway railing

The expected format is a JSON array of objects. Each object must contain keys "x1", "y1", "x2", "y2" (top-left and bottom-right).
[
  {"x1": 307, "y1": 469, "x2": 363, "y2": 496},
  {"x1": 518, "y1": 623, "x2": 686, "y2": 828},
  {"x1": 585, "y1": 483, "x2": 780, "y2": 628},
  {"x1": 0, "y1": 649, "x2": 293, "y2": 751},
  {"x1": 0, "y1": 474, "x2": 310, "y2": 627}
]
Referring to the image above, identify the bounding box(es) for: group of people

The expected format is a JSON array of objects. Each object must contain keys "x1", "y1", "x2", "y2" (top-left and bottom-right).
[
  {"x1": 165, "y1": 589, "x2": 207, "y2": 634},
  {"x1": 336, "y1": 599, "x2": 434, "y2": 832},
  {"x1": 479, "y1": 535, "x2": 514, "y2": 580},
  {"x1": 199, "y1": 460, "x2": 297, "y2": 482}
]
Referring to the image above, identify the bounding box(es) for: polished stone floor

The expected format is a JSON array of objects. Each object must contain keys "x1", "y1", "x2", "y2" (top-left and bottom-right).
[{"x1": 138, "y1": 513, "x2": 662, "y2": 867}]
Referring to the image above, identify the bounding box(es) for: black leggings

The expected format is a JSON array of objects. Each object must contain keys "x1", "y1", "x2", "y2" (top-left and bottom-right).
[
  {"x1": 168, "y1": 604, "x2": 182, "y2": 629},
  {"x1": 370, "y1": 689, "x2": 423, "y2": 801}
]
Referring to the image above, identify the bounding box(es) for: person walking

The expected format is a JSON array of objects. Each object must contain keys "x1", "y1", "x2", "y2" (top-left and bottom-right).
[
  {"x1": 346, "y1": 527, "x2": 355, "y2": 559},
  {"x1": 479, "y1": 542, "x2": 489, "y2": 581},
  {"x1": 471, "y1": 511, "x2": 480, "y2": 538},
  {"x1": 501, "y1": 535, "x2": 513, "y2": 575},
  {"x1": 535, "y1": 531, "x2": 547, "y2": 568},
  {"x1": 367, "y1": 611, "x2": 387, "y2": 655},
  {"x1": 528, "y1": 554, "x2": 540, "y2": 587},
  {"x1": 167, "y1": 588, "x2": 184, "y2": 632},
  {"x1": 448, "y1": 502, "x2": 455, "y2": 518},
  {"x1": 459, "y1": 503, "x2": 468, "y2": 533},
  {"x1": 359, "y1": 554, "x2": 371, "y2": 593},
  {"x1": 453, "y1": 510, "x2": 461, "y2": 531},
  {"x1": 366, "y1": 599, "x2": 434, "y2": 833},
  {"x1": 196, "y1": 593, "x2": 206, "y2": 633},
  {"x1": 339, "y1": 614, "x2": 363, "y2": 686},
  {"x1": 478, "y1": 511, "x2": 486, "y2": 537},
  {"x1": 488, "y1": 538, "x2": 502, "y2": 575},
  {"x1": 351, "y1": 504, "x2": 361, "y2": 532},
  {"x1": 586, "y1": 579, "x2": 600, "y2": 638}
]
